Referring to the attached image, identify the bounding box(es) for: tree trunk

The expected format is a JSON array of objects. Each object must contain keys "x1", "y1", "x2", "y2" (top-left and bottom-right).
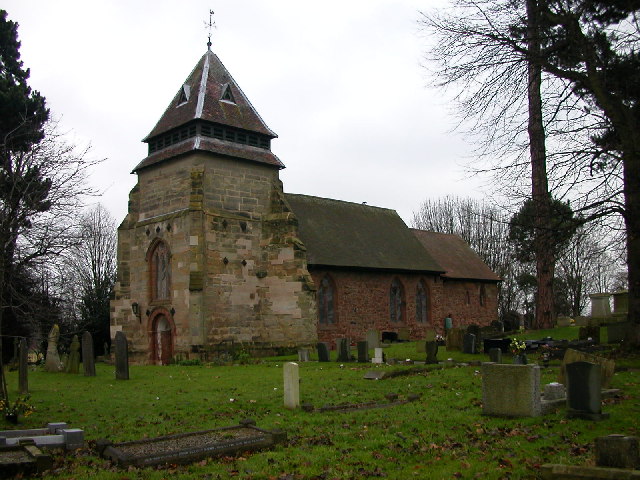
[
  {"x1": 624, "y1": 149, "x2": 640, "y2": 345},
  {"x1": 527, "y1": 0, "x2": 555, "y2": 329}
]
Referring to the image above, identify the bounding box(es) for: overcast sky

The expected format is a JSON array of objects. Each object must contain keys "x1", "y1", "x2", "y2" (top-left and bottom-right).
[{"x1": 4, "y1": 0, "x2": 488, "y2": 224}]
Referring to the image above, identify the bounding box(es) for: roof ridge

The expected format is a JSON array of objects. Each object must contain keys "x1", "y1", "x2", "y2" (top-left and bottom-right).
[{"x1": 285, "y1": 193, "x2": 397, "y2": 212}]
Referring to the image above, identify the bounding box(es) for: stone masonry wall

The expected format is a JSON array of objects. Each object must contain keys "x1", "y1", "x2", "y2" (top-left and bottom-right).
[
  {"x1": 111, "y1": 152, "x2": 317, "y2": 364},
  {"x1": 310, "y1": 269, "x2": 498, "y2": 347}
]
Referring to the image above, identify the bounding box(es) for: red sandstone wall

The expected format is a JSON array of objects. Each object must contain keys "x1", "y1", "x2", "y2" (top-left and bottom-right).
[{"x1": 310, "y1": 269, "x2": 498, "y2": 347}]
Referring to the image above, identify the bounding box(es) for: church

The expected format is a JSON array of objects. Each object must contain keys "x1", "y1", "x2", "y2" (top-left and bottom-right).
[{"x1": 110, "y1": 46, "x2": 500, "y2": 364}]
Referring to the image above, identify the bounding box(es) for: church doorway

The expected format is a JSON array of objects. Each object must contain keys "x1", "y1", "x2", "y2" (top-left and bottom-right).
[{"x1": 149, "y1": 311, "x2": 174, "y2": 365}]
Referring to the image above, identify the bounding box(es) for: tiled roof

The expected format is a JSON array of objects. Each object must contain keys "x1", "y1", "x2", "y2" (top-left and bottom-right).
[
  {"x1": 132, "y1": 136, "x2": 284, "y2": 173},
  {"x1": 285, "y1": 194, "x2": 445, "y2": 273},
  {"x1": 144, "y1": 50, "x2": 276, "y2": 141},
  {"x1": 411, "y1": 229, "x2": 501, "y2": 282}
]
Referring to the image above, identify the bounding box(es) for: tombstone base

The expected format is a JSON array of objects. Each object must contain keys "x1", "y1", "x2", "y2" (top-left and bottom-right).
[{"x1": 567, "y1": 409, "x2": 610, "y2": 421}]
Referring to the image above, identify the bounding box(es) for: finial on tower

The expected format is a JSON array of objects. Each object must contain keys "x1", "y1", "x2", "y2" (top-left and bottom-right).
[{"x1": 205, "y1": 9, "x2": 216, "y2": 50}]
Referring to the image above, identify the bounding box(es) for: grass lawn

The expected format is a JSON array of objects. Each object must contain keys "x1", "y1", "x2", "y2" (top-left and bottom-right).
[{"x1": 2, "y1": 329, "x2": 639, "y2": 479}]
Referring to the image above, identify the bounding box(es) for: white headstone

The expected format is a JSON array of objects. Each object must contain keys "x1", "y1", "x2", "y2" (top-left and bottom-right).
[
  {"x1": 283, "y1": 362, "x2": 300, "y2": 409},
  {"x1": 372, "y1": 347, "x2": 384, "y2": 364}
]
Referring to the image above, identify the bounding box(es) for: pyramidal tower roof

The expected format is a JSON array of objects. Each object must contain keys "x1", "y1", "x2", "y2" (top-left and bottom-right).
[{"x1": 133, "y1": 49, "x2": 283, "y2": 172}]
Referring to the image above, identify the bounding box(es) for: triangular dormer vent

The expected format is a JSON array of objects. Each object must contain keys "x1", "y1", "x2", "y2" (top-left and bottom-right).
[
  {"x1": 221, "y1": 83, "x2": 236, "y2": 104},
  {"x1": 177, "y1": 84, "x2": 191, "y2": 106}
]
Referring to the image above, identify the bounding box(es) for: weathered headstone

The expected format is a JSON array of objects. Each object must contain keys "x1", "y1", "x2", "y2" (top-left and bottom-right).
[
  {"x1": 425, "y1": 341, "x2": 438, "y2": 364},
  {"x1": 446, "y1": 328, "x2": 464, "y2": 351},
  {"x1": 316, "y1": 342, "x2": 330, "y2": 362},
  {"x1": 607, "y1": 322, "x2": 631, "y2": 344},
  {"x1": 372, "y1": 347, "x2": 384, "y2": 364},
  {"x1": 488, "y1": 348, "x2": 502, "y2": 364},
  {"x1": 566, "y1": 361, "x2": 609, "y2": 420},
  {"x1": 363, "y1": 370, "x2": 386, "y2": 380},
  {"x1": 65, "y1": 335, "x2": 80, "y2": 374},
  {"x1": 543, "y1": 382, "x2": 566, "y2": 401},
  {"x1": 482, "y1": 363, "x2": 541, "y2": 417},
  {"x1": 590, "y1": 293, "x2": 611, "y2": 317},
  {"x1": 463, "y1": 333, "x2": 476, "y2": 354},
  {"x1": 297, "y1": 349, "x2": 310, "y2": 362},
  {"x1": 366, "y1": 330, "x2": 380, "y2": 349},
  {"x1": 336, "y1": 338, "x2": 351, "y2": 362},
  {"x1": 612, "y1": 291, "x2": 629, "y2": 315},
  {"x1": 283, "y1": 362, "x2": 300, "y2": 409},
  {"x1": 82, "y1": 331, "x2": 96, "y2": 377},
  {"x1": 356, "y1": 341, "x2": 369, "y2": 363},
  {"x1": 18, "y1": 338, "x2": 28, "y2": 395},
  {"x1": 595, "y1": 435, "x2": 640, "y2": 469},
  {"x1": 579, "y1": 325, "x2": 600, "y2": 343},
  {"x1": 45, "y1": 324, "x2": 62, "y2": 372},
  {"x1": 559, "y1": 349, "x2": 614, "y2": 388},
  {"x1": 115, "y1": 331, "x2": 129, "y2": 380}
]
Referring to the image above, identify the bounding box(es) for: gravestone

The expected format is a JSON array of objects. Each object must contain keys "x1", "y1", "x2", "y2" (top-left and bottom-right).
[
  {"x1": 65, "y1": 335, "x2": 80, "y2": 374},
  {"x1": 336, "y1": 338, "x2": 351, "y2": 362},
  {"x1": 356, "y1": 341, "x2": 369, "y2": 363},
  {"x1": 612, "y1": 291, "x2": 629, "y2": 315},
  {"x1": 607, "y1": 322, "x2": 631, "y2": 344},
  {"x1": 363, "y1": 371, "x2": 386, "y2": 380},
  {"x1": 316, "y1": 342, "x2": 330, "y2": 362},
  {"x1": 556, "y1": 316, "x2": 572, "y2": 327},
  {"x1": 566, "y1": 361, "x2": 609, "y2": 420},
  {"x1": 578, "y1": 325, "x2": 600, "y2": 343},
  {"x1": 590, "y1": 293, "x2": 611, "y2": 317},
  {"x1": 366, "y1": 330, "x2": 380, "y2": 349},
  {"x1": 283, "y1": 362, "x2": 300, "y2": 409},
  {"x1": 488, "y1": 348, "x2": 502, "y2": 364},
  {"x1": 372, "y1": 347, "x2": 384, "y2": 364},
  {"x1": 543, "y1": 382, "x2": 566, "y2": 401},
  {"x1": 45, "y1": 325, "x2": 62, "y2": 372},
  {"x1": 482, "y1": 363, "x2": 541, "y2": 417},
  {"x1": 297, "y1": 349, "x2": 310, "y2": 362},
  {"x1": 18, "y1": 338, "x2": 28, "y2": 395},
  {"x1": 425, "y1": 341, "x2": 438, "y2": 364},
  {"x1": 559, "y1": 349, "x2": 614, "y2": 388},
  {"x1": 595, "y1": 435, "x2": 640, "y2": 469},
  {"x1": 463, "y1": 333, "x2": 476, "y2": 354},
  {"x1": 446, "y1": 328, "x2": 464, "y2": 351},
  {"x1": 467, "y1": 324, "x2": 480, "y2": 338},
  {"x1": 115, "y1": 331, "x2": 129, "y2": 380},
  {"x1": 82, "y1": 331, "x2": 96, "y2": 377}
]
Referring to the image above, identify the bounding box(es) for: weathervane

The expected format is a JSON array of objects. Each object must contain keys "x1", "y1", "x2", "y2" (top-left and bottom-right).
[{"x1": 205, "y1": 9, "x2": 216, "y2": 50}]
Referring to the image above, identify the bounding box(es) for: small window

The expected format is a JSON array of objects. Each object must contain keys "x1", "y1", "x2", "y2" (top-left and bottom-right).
[
  {"x1": 221, "y1": 83, "x2": 236, "y2": 103},
  {"x1": 177, "y1": 84, "x2": 190, "y2": 105}
]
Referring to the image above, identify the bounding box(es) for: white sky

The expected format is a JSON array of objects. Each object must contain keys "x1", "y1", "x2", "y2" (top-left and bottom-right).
[{"x1": 3, "y1": 0, "x2": 488, "y2": 224}]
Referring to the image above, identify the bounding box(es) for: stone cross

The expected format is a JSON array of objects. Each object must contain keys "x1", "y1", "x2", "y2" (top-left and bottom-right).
[
  {"x1": 18, "y1": 338, "x2": 28, "y2": 394},
  {"x1": 45, "y1": 324, "x2": 62, "y2": 372},
  {"x1": 115, "y1": 331, "x2": 130, "y2": 380},
  {"x1": 65, "y1": 335, "x2": 80, "y2": 374},
  {"x1": 82, "y1": 331, "x2": 96, "y2": 377},
  {"x1": 283, "y1": 362, "x2": 300, "y2": 409}
]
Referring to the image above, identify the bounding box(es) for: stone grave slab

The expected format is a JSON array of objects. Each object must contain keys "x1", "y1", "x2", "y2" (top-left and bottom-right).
[
  {"x1": 363, "y1": 371, "x2": 386, "y2": 380},
  {"x1": 488, "y1": 348, "x2": 502, "y2": 363},
  {"x1": 446, "y1": 328, "x2": 464, "y2": 351},
  {"x1": 425, "y1": 341, "x2": 438, "y2": 364},
  {"x1": 99, "y1": 421, "x2": 286, "y2": 468},
  {"x1": 541, "y1": 464, "x2": 640, "y2": 479},
  {"x1": 596, "y1": 435, "x2": 640, "y2": 469},
  {"x1": 0, "y1": 442, "x2": 53, "y2": 476},
  {"x1": 0, "y1": 422, "x2": 84, "y2": 450},
  {"x1": 366, "y1": 330, "x2": 380, "y2": 349},
  {"x1": 336, "y1": 338, "x2": 351, "y2": 362},
  {"x1": 357, "y1": 341, "x2": 369, "y2": 363},
  {"x1": 317, "y1": 342, "x2": 330, "y2": 362},
  {"x1": 297, "y1": 349, "x2": 310, "y2": 362},
  {"x1": 482, "y1": 363, "x2": 541, "y2": 417},
  {"x1": 463, "y1": 333, "x2": 476, "y2": 354},
  {"x1": 82, "y1": 331, "x2": 96, "y2": 377},
  {"x1": 559, "y1": 349, "x2": 615, "y2": 388},
  {"x1": 283, "y1": 362, "x2": 299, "y2": 409},
  {"x1": 566, "y1": 361, "x2": 609, "y2": 420}
]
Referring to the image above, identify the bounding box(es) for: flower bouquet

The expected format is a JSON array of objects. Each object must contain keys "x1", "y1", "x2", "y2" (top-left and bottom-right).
[{"x1": 0, "y1": 395, "x2": 35, "y2": 424}]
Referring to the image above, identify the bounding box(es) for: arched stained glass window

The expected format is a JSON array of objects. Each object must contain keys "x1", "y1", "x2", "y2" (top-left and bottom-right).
[
  {"x1": 416, "y1": 280, "x2": 429, "y2": 323},
  {"x1": 318, "y1": 276, "x2": 335, "y2": 324},
  {"x1": 390, "y1": 278, "x2": 405, "y2": 323}
]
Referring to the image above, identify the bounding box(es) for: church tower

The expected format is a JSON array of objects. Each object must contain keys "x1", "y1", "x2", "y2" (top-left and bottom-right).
[{"x1": 110, "y1": 47, "x2": 317, "y2": 364}]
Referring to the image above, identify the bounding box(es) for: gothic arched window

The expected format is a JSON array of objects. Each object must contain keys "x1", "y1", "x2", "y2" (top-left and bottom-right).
[
  {"x1": 416, "y1": 280, "x2": 429, "y2": 323},
  {"x1": 149, "y1": 241, "x2": 171, "y2": 301},
  {"x1": 318, "y1": 275, "x2": 336, "y2": 325},
  {"x1": 390, "y1": 278, "x2": 405, "y2": 323}
]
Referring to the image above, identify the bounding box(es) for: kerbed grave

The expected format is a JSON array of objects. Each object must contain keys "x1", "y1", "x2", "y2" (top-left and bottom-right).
[{"x1": 98, "y1": 419, "x2": 286, "y2": 468}]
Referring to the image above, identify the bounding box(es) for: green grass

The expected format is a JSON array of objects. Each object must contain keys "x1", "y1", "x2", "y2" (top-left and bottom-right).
[{"x1": 2, "y1": 333, "x2": 640, "y2": 479}]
